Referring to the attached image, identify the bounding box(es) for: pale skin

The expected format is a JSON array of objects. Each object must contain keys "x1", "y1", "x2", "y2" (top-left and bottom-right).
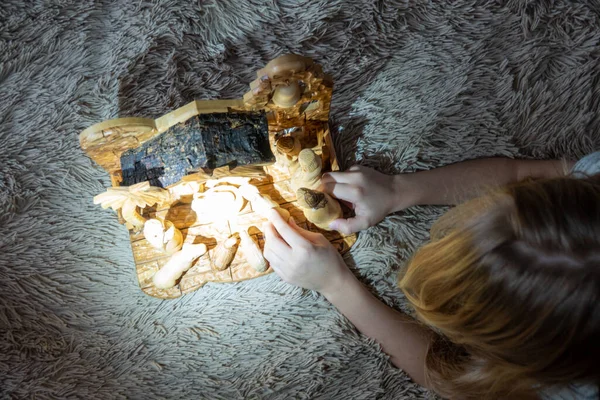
[{"x1": 263, "y1": 157, "x2": 574, "y2": 388}]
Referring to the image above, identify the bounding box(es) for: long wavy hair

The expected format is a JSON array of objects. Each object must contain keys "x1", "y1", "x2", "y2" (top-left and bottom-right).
[{"x1": 399, "y1": 175, "x2": 600, "y2": 399}]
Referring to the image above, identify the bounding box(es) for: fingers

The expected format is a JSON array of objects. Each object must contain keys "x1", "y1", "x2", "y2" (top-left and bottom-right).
[
  {"x1": 263, "y1": 221, "x2": 290, "y2": 254},
  {"x1": 338, "y1": 199, "x2": 355, "y2": 210},
  {"x1": 322, "y1": 171, "x2": 360, "y2": 185},
  {"x1": 266, "y1": 209, "x2": 310, "y2": 248},
  {"x1": 321, "y1": 182, "x2": 363, "y2": 203},
  {"x1": 288, "y1": 218, "x2": 323, "y2": 243},
  {"x1": 322, "y1": 165, "x2": 365, "y2": 183},
  {"x1": 262, "y1": 222, "x2": 292, "y2": 280},
  {"x1": 329, "y1": 216, "x2": 370, "y2": 234}
]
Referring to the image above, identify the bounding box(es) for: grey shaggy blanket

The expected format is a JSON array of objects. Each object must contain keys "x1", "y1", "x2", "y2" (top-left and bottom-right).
[{"x1": 1, "y1": 1, "x2": 599, "y2": 398}]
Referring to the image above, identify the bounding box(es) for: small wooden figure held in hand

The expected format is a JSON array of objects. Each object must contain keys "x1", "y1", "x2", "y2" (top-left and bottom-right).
[{"x1": 296, "y1": 188, "x2": 342, "y2": 231}]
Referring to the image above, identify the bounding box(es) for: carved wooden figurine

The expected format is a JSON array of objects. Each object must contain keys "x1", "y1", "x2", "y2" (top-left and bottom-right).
[
  {"x1": 211, "y1": 237, "x2": 238, "y2": 271},
  {"x1": 291, "y1": 149, "x2": 322, "y2": 193},
  {"x1": 143, "y1": 219, "x2": 183, "y2": 255},
  {"x1": 153, "y1": 243, "x2": 208, "y2": 289},
  {"x1": 272, "y1": 81, "x2": 302, "y2": 108},
  {"x1": 93, "y1": 182, "x2": 172, "y2": 229},
  {"x1": 296, "y1": 188, "x2": 342, "y2": 231},
  {"x1": 239, "y1": 230, "x2": 268, "y2": 272},
  {"x1": 275, "y1": 135, "x2": 302, "y2": 172}
]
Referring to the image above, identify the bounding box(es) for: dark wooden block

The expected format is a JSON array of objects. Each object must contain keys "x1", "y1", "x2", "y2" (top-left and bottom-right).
[{"x1": 120, "y1": 111, "x2": 274, "y2": 187}]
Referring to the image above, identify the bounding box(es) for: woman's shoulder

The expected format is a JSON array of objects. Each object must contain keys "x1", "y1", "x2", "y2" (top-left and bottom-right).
[{"x1": 572, "y1": 151, "x2": 600, "y2": 177}]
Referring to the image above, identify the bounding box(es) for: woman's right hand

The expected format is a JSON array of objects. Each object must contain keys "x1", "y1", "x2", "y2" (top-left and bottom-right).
[
  {"x1": 321, "y1": 165, "x2": 417, "y2": 234},
  {"x1": 263, "y1": 210, "x2": 352, "y2": 297}
]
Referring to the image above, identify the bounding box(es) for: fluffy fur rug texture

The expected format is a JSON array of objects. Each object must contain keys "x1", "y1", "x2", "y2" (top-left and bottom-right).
[{"x1": 1, "y1": 1, "x2": 599, "y2": 398}]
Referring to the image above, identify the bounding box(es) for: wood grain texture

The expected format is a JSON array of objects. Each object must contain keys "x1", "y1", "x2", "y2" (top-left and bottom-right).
[{"x1": 80, "y1": 54, "x2": 356, "y2": 299}]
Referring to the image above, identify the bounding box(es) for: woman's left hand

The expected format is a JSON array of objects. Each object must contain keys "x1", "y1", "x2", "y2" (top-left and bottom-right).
[{"x1": 263, "y1": 209, "x2": 352, "y2": 296}]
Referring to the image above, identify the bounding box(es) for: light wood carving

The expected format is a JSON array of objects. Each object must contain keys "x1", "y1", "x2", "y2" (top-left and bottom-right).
[
  {"x1": 296, "y1": 188, "x2": 342, "y2": 231},
  {"x1": 291, "y1": 149, "x2": 322, "y2": 193},
  {"x1": 143, "y1": 219, "x2": 183, "y2": 255},
  {"x1": 239, "y1": 230, "x2": 268, "y2": 273},
  {"x1": 168, "y1": 180, "x2": 204, "y2": 201},
  {"x1": 93, "y1": 182, "x2": 172, "y2": 229},
  {"x1": 153, "y1": 243, "x2": 208, "y2": 289},
  {"x1": 275, "y1": 135, "x2": 302, "y2": 172},
  {"x1": 272, "y1": 81, "x2": 302, "y2": 108},
  {"x1": 211, "y1": 237, "x2": 238, "y2": 271},
  {"x1": 80, "y1": 54, "x2": 356, "y2": 299},
  {"x1": 258, "y1": 54, "x2": 315, "y2": 79}
]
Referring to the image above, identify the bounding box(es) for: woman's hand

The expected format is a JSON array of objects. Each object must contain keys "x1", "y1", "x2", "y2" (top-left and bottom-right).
[
  {"x1": 321, "y1": 165, "x2": 416, "y2": 234},
  {"x1": 263, "y1": 211, "x2": 431, "y2": 387},
  {"x1": 263, "y1": 209, "x2": 352, "y2": 297}
]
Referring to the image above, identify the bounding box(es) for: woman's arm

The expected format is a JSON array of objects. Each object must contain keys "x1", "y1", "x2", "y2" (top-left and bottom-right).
[
  {"x1": 263, "y1": 210, "x2": 433, "y2": 387},
  {"x1": 396, "y1": 158, "x2": 573, "y2": 208},
  {"x1": 320, "y1": 270, "x2": 432, "y2": 386},
  {"x1": 323, "y1": 158, "x2": 573, "y2": 233}
]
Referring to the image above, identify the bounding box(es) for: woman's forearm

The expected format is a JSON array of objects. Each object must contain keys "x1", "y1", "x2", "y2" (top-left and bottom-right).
[
  {"x1": 321, "y1": 271, "x2": 432, "y2": 387},
  {"x1": 394, "y1": 158, "x2": 572, "y2": 209}
]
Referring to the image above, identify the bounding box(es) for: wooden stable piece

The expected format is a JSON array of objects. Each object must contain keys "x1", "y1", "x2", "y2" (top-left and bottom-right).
[{"x1": 80, "y1": 54, "x2": 356, "y2": 299}]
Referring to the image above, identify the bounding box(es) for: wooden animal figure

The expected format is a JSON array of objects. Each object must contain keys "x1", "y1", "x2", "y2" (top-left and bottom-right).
[
  {"x1": 291, "y1": 149, "x2": 322, "y2": 193},
  {"x1": 296, "y1": 188, "x2": 342, "y2": 231},
  {"x1": 93, "y1": 182, "x2": 172, "y2": 229},
  {"x1": 211, "y1": 237, "x2": 238, "y2": 271},
  {"x1": 239, "y1": 230, "x2": 268, "y2": 272},
  {"x1": 143, "y1": 219, "x2": 183, "y2": 255},
  {"x1": 153, "y1": 243, "x2": 208, "y2": 289}
]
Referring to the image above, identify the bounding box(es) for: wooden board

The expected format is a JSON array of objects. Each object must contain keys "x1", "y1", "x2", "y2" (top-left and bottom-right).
[
  {"x1": 80, "y1": 54, "x2": 357, "y2": 299},
  {"x1": 128, "y1": 128, "x2": 356, "y2": 299}
]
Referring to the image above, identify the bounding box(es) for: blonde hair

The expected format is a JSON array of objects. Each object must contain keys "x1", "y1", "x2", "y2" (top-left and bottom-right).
[{"x1": 399, "y1": 176, "x2": 600, "y2": 399}]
